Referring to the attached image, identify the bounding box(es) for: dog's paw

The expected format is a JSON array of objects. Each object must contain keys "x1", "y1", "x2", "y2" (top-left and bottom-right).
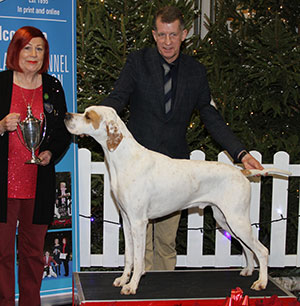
[
  {"x1": 113, "y1": 275, "x2": 129, "y2": 287},
  {"x1": 240, "y1": 267, "x2": 253, "y2": 277},
  {"x1": 120, "y1": 284, "x2": 137, "y2": 295},
  {"x1": 251, "y1": 280, "x2": 267, "y2": 291}
]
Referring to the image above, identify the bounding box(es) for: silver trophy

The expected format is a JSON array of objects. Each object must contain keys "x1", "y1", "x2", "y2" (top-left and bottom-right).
[{"x1": 17, "y1": 105, "x2": 46, "y2": 164}]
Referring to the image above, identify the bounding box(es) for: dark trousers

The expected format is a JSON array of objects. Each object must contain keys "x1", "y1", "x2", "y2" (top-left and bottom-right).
[
  {"x1": 54, "y1": 263, "x2": 61, "y2": 276},
  {"x1": 0, "y1": 199, "x2": 48, "y2": 306},
  {"x1": 62, "y1": 259, "x2": 69, "y2": 276}
]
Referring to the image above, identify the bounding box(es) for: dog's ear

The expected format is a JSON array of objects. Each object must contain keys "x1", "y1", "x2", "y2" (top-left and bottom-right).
[{"x1": 106, "y1": 120, "x2": 123, "y2": 152}]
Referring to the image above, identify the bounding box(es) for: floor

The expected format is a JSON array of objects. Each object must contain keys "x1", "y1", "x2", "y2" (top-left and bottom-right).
[
  {"x1": 41, "y1": 293, "x2": 72, "y2": 306},
  {"x1": 15, "y1": 293, "x2": 72, "y2": 306}
]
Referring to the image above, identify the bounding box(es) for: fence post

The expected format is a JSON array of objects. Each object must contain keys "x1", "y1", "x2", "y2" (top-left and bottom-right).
[
  {"x1": 186, "y1": 150, "x2": 206, "y2": 267},
  {"x1": 269, "y1": 151, "x2": 290, "y2": 266},
  {"x1": 214, "y1": 152, "x2": 234, "y2": 267},
  {"x1": 78, "y1": 148, "x2": 92, "y2": 267},
  {"x1": 102, "y1": 162, "x2": 122, "y2": 267},
  {"x1": 249, "y1": 150, "x2": 263, "y2": 240}
]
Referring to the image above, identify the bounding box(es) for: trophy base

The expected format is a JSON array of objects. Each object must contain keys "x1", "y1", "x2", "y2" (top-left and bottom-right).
[{"x1": 25, "y1": 157, "x2": 42, "y2": 165}]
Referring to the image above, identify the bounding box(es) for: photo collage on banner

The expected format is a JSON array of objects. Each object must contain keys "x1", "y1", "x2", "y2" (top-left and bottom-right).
[{"x1": 0, "y1": 0, "x2": 78, "y2": 298}]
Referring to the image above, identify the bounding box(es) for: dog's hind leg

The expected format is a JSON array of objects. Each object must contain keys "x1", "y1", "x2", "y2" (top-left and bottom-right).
[
  {"x1": 120, "y1": 218, "x2": 148, "y2": 295},
  {"x1": 113, "y1": 211, "x2": 133, "y2": 288},
  {"x1": 239, "y1": 247, "x2": 256, "y2": 277},
  {"x1": 219, "y1": 208, "x2": 269, "y2": 290},
  {"x1": 211, "y1": 206, "x2": 255, "y2": 277}
]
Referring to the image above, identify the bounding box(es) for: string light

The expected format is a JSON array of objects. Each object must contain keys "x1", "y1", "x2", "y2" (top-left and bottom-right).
[
  {"x1": 79, "y1": 213, "x2": 299, "y2": 234},
  {"x1": 79, "y1": 214, "x2": 120, "y2": 227},
  {"x1": 276, "y1": 208, "x2": 283, "y2": 215},
  {"x1": 224, "y1": 231, "x2": 232, "y2": 240},
  {"x1": 187, "y1": 213, "x2": 292, "y2": 233}
]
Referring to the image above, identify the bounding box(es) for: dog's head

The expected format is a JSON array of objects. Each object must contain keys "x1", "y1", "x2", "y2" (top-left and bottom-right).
[{"x1": 64, "y1": 106, "x2": 123, "y2": 152}]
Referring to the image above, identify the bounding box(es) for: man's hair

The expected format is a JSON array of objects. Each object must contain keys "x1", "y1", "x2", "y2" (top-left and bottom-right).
[
  {"x1": 153, "y1": 6, "x2": 185, "y2": 31},
  {"x1": 6, "y1": 26, "x2": 49, "y2": 73}
]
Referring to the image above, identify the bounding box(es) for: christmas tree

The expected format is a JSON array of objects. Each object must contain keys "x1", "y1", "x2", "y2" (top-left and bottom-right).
[
  {"x1": 191, "y1": 0, "x2": 300, "y2": 163},
  {"x1": 77, "y1": 0, "x2": 300, "y2": 163}
]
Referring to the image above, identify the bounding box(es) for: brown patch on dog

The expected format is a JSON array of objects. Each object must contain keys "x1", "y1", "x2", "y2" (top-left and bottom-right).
[
  {"x1": 241, "y1": 169, "x2": 251, "y2": 176},
  {"x1": 106, "y1": 120, "x2": 123, "y2": 152},
  {"x1": 85, "y1": 110, "x2": 101, "y2": 130}
]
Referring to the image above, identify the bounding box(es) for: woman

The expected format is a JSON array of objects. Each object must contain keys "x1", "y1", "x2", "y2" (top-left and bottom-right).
[
  {"x1": 0, "y1": 26, "x2": 70, "y2": 305},
  {"x1": 61, "y1": 237, "x2": 71, "y2": 277}
]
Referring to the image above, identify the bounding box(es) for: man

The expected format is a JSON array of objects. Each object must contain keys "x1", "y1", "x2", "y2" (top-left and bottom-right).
[{"x1": 101, "y1": 6, "x2": 263, "y2": 271}]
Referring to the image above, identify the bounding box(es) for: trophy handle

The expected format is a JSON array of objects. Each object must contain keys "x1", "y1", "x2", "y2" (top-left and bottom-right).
[
  {"x1": 16, "y1": 124, "x2": 28, "y2": 149},
  {"x1": 36, "y1": 113, "x2": 47, "y2": 151}
]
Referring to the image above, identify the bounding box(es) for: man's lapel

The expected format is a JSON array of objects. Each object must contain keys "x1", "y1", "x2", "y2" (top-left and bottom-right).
[
  {"x1": 147, "y1": 49, "x2": 166, "y2": 115},
  {"x1": 170, "y1": 55, "x2": 188, "y2": 118}
]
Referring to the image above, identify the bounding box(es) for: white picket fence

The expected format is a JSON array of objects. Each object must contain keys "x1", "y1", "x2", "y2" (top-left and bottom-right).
[{"x1": 78, "y1": 148, "x2": 300, "y2": 269}]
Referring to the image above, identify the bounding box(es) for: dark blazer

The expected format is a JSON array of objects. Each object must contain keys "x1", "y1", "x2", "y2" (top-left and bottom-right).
[
  {"x1": 101, "y1": 48, "x2": 246, "y2": 160},
  {"x1": 0, "y1": 70, "x2": 71, "y2": 224}
]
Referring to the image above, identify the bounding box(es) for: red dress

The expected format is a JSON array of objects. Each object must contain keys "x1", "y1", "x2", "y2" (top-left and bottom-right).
[{"x1": 7, "y1": 84, "x2": 43, "y2": 199}]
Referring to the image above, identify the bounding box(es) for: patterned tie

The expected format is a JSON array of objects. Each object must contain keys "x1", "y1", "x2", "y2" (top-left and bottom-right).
[{"x1": 163, "y1": 63, "x2": 172, "y2": 114}]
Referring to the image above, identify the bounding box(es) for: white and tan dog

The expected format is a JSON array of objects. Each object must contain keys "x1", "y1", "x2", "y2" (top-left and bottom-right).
[{"x1": 65, "y1": 106, "x2": 290, "y2": 295}]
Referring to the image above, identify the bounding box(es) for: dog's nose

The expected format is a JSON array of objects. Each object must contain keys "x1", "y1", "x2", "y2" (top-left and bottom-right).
[{"x1": 65, "y1": 112, "x2": 73, "y2": 121}]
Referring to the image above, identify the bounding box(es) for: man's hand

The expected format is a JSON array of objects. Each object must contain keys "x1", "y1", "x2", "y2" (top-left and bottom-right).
[{"x1": 241, "y1": 153, "x2": 264, "y2": 170}]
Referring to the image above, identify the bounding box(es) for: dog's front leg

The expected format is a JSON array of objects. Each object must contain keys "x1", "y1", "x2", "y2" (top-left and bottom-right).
[
  {"x1": 113, "y1": 212, "x2": 133, "y2": 288},
  {"x1": 120, "y1": 219, "x2": 148, "y2": 295}
]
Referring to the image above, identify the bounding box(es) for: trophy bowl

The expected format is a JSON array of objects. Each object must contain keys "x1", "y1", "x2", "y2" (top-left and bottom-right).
[{"x1": 17, "y1": 105, "x2": 46, "y2": 165}]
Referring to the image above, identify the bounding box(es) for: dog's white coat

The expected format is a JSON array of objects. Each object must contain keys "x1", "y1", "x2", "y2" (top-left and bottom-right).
[{"x1": 65, "y1": 106, "x2": 290, "y2": 295}]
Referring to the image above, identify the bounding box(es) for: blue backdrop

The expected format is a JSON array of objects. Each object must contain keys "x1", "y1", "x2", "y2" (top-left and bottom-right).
[{"x1": 0, "y1": 0, "x2": 78, "y2": 298}]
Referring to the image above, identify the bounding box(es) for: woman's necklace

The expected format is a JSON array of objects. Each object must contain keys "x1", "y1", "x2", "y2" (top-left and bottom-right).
[
  {"x1": 15, "y1": 73, "x2": 40, "y2": 108},
  {"x1": 20, "y1": 86, "x2": 37, "y2": 108}
]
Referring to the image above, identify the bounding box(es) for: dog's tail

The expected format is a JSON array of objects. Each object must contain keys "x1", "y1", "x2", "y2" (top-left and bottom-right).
[{"x1": 241, "y1": 168, "x2": 292, "y2": 177}]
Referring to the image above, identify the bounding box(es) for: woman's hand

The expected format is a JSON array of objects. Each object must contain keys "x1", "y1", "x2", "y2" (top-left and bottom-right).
[
  {"x1": 38, "y1": 150, "x2": 52, "y2": 166},
  {"x1": 0, "y1": 113, "x2": 20, "y2": 134}
]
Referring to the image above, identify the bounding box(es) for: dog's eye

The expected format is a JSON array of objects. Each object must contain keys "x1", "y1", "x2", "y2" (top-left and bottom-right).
[{"x1": 85, "y1": 113, "x2": 90, "y2": 120}]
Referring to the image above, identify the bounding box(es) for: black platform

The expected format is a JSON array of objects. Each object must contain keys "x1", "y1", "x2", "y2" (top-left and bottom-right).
[{"x1": 73, "y1": 269, "x2": 296, "y2": 305}]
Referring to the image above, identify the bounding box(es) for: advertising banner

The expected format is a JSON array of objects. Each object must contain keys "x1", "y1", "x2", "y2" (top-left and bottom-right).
[{"x1": 0, "y1": 0, "x2": 78, "y2": 298}]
